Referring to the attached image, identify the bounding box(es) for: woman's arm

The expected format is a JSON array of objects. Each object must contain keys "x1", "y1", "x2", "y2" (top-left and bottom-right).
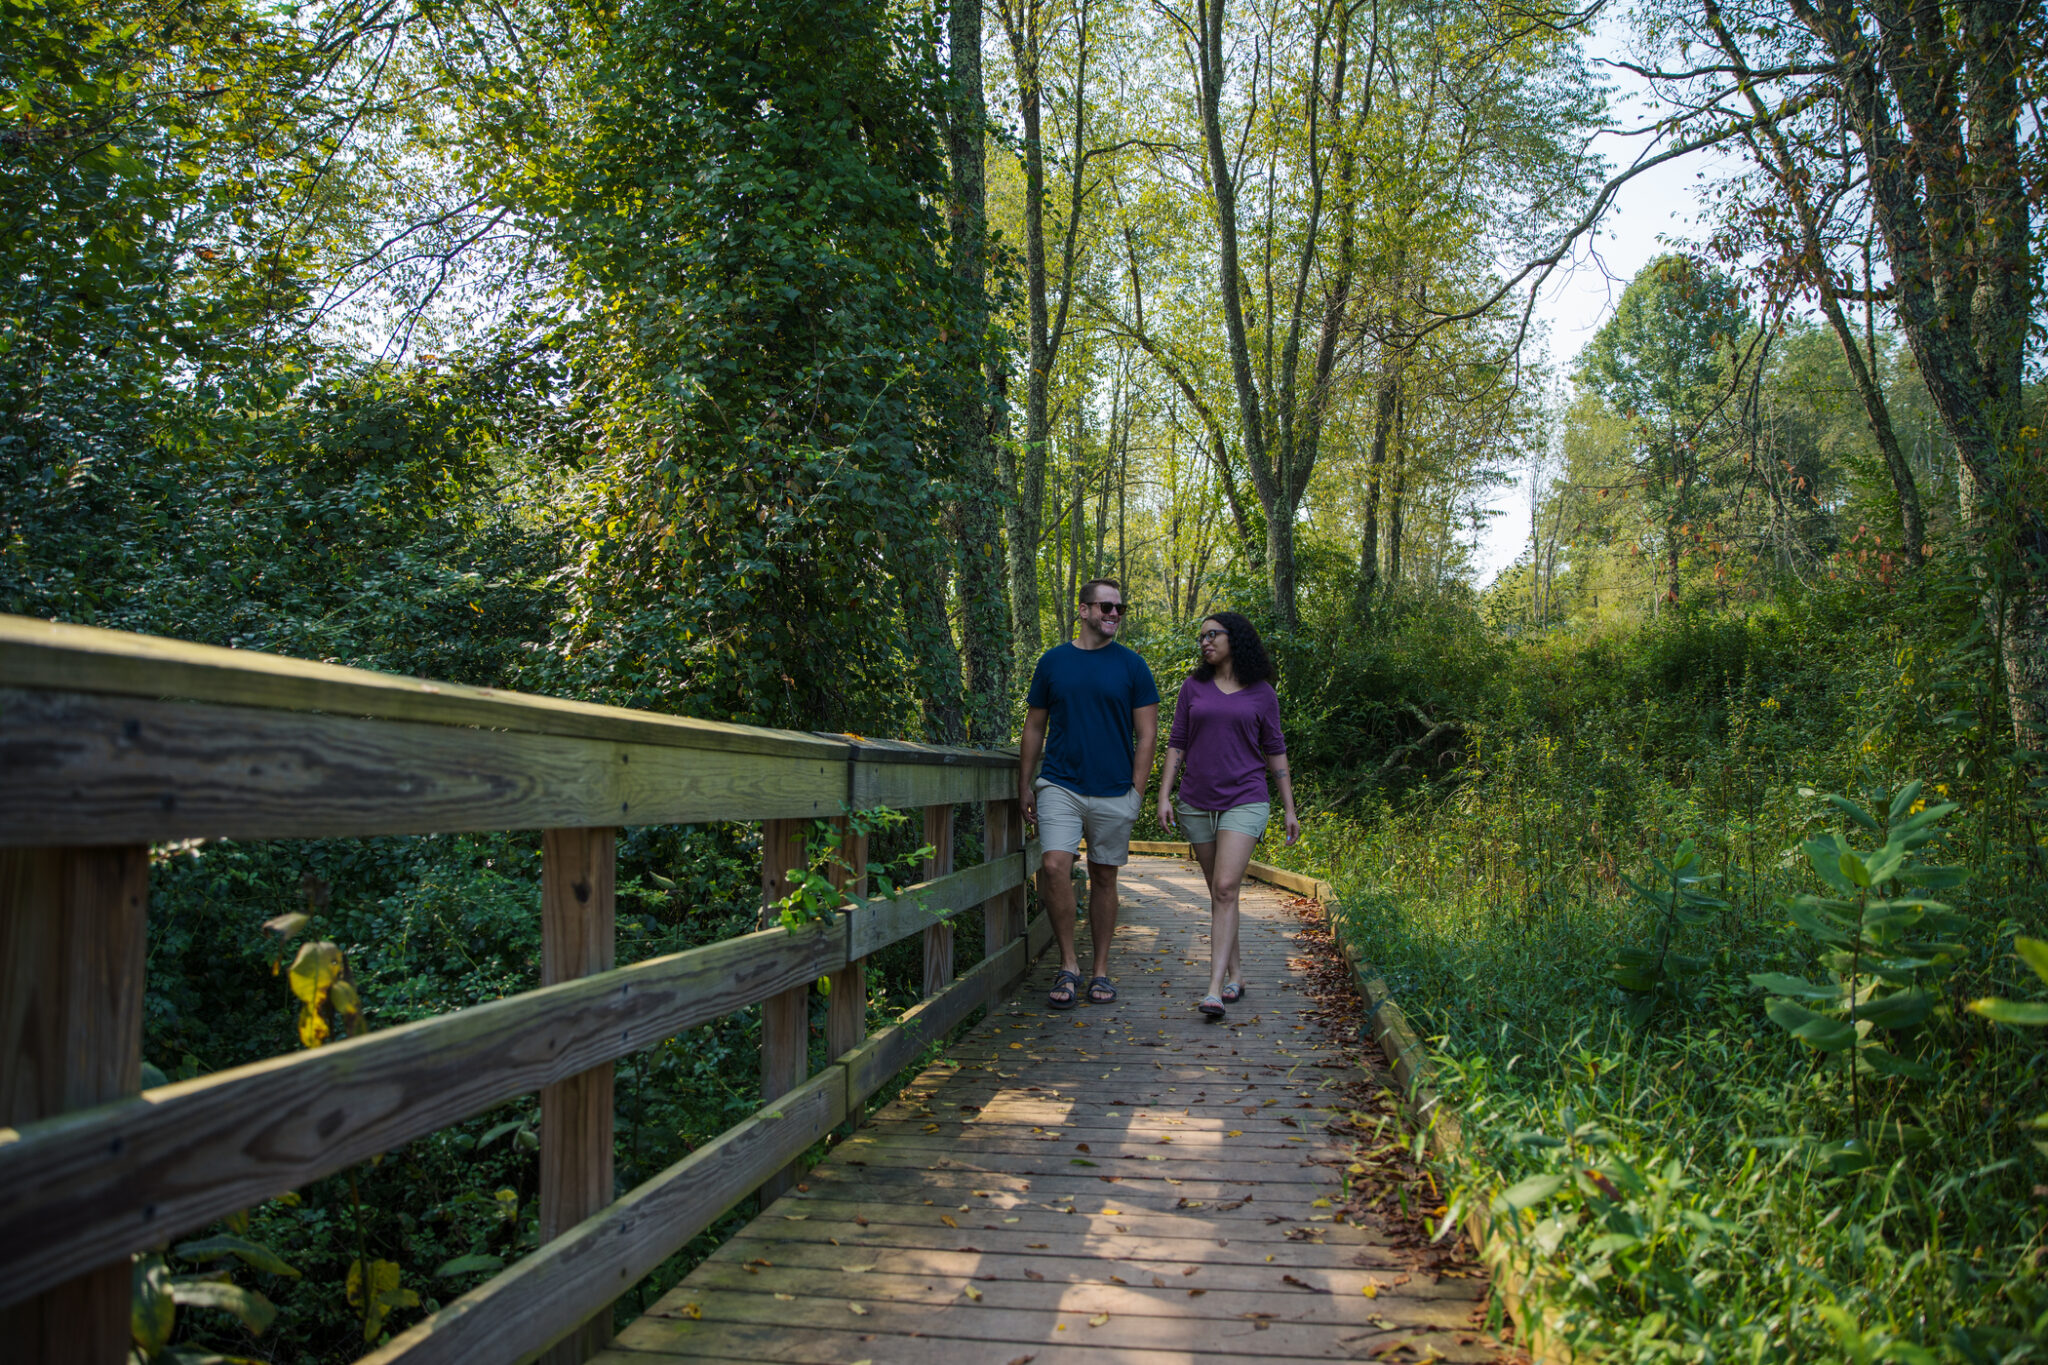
[
  {"x1": 1267, "y1": 752, "x2": 1300, "y2": 845},
  {"x1": 1157, "y1": 746, "x2": 1186, "y2": 830}
]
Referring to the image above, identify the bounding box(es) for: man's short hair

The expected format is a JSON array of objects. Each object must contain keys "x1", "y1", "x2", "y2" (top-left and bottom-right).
[{"x1": 1079, "y1": 578, "x2": 1123, "y2": 605}]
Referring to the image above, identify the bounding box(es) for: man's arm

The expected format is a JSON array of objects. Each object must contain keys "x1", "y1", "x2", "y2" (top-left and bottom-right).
[
  {"x1": 1131, "y1": 703, "x2": 1159, "y2": 797},
  {"x1": 1018, "y1": 706, "x2": 1049, "y2": 825}
]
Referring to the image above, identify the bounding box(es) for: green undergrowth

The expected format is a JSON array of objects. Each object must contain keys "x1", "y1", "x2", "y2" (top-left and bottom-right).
[
  {"x1": 1261, "y1": 579, "x2": 2048, "y2": 1362},
  {"x1": 141, "y1": 810, "x2": 998, "y2": 1362}
]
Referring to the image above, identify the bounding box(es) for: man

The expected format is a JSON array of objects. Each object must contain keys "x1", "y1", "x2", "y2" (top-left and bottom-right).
[{"x1": 1018, "y1": 578, "x2": 1160, "y2": 1009}]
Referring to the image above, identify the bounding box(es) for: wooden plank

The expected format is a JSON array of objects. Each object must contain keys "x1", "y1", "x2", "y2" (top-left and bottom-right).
[
  {"x1": 0, "y1": 689, "x2": 847, "y2": 847},
  {"x1": 1246, "y1": 860, "x2": 1334, "y2": 901},
  {"x1": 758, "y1": 819, "x2": 810, "y2": 1202},
  {"x1": 851, "y1": 761, "x2": 1013, "y2": 808},
  {"x1": 0, "y1": 614, "x2": 844, "y2": 760},
  {"x1": 0, "y1": 917, "x2": 846, "y2": 1310},
  {"x1": 982, "y1": 799, "x2": 1023, "y2": 992},
  {"x1": 539, "y1": 828, "x2": 617, "y2": 1365},
  {"x1": 823, "y1": 820, "x2": 867, "y2": 1070},
  {"x1": 843, "y1": 854, "x2": 1023, "y2": 958},
  {"x1": 921, "y1": 805, "x2": 955, "y2": 997},
  {"x1": 361, "y1": 1069, "x2": 846, "y2": 1365},
  {"x1": 840, "y1": 940, "x2": 1024, "y2": 1111},
  {"x1": 0, "y1": 845, "x2": 148, "y2": 1364}
]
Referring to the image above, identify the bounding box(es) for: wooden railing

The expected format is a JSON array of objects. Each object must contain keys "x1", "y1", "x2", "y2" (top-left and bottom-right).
[{"x1": 0, "y1": 615, "x2": 1044, "y2": 1364}]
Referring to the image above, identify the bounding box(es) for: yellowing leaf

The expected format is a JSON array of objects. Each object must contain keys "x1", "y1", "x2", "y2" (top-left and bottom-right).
[
  {"x1": 963, "y1": 1285, "x2": 983, "y2": 1301},
  {"x1": 1362, "y1": 1284, "x2": 1380, "y2": 1297},
  {"x1": 940, "y1": 1214, "x2": 958, "y2": 1228},
  {"x1": 1311, "y1": 1198, "x2": 1332, "y2": 1208},
  {"x1": 849, "y1": 1303, "x2": 869, "y2": 1315},
  {"x1": 1227, "y1": 1130, "x2": 1243, "y2": 1137},
  {"x1": 1089, "y1": 1313, "x2": 1110, "y2": 1327}
]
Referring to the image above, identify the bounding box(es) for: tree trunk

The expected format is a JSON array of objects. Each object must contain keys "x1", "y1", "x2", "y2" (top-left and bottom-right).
[
  {"x1": 943, "y1": 0, "x2": 1012, "y2": 743},
  {"x1": 1356, "y1": 366, "x2": 1395, "y2": 611},
  {"x1": 1009, "y1": 57, "x2": 1050, "y2": 663}
]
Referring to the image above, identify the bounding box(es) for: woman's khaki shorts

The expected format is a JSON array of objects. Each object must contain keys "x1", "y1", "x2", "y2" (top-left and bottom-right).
[
  {"x1": 1174, "y1": 799, "x2": 1271, "y2": 845},
  {"x1": 1035, "y1": 777, "x2": 1141, "y2": 865}
]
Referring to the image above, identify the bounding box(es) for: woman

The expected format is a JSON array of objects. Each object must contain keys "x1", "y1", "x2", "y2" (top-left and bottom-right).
[{"x1": 1157, "y1": 611, "x2": 1299, "y2": 1019}]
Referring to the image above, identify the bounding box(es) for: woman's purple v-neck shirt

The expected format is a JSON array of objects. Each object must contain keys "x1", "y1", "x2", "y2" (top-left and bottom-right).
[{"x1": 1168, "y1": 677, "x2": 1286, "y2": 811}]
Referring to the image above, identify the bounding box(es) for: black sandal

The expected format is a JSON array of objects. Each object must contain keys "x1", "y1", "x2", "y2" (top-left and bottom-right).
[
  {"x1": 1048, "y1": 968, "x2": 1082, "y2": 1010},
  {"x1": 1087, "y1": 975, "x2": 1117, "y2": 1004}
]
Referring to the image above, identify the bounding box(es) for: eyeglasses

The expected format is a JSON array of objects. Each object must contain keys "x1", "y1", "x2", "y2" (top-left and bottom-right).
[
  {"x1": 1198, "y1": 628, "x2": 1225, "y2": 642},
  {"x1": 1089, "y1": 601, "x2": 1125, "y2": 615}
]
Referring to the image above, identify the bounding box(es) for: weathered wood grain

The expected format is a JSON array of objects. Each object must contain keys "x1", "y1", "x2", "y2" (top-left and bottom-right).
[
  {"x1": 823, "y1": 820, "x2": 868, "y2": 1072},
  {"x1": 0, "y1": 689, "x2": 849, "y2": 846},
  {"x1": 843, "y1": 854, "x2": 1023, "y2": 959},
  {"x1": 0, "y1": 917, "x2": 845, "y2": 1310},
  {"x1": 850, "y1": 760, "x2": 1014, "y2": 807},
  {"x1": 539, "y1": 828, "x2": 617, "y2": 1365},
  {"x1": 0, "y1": 844, "x2": 148, "y2": 1365},
  {"x1": 361, "y1": 1069, "x2": 846, "y2": 1365},
  {"x1": 841, "y1": 940, "x2": 1025, "y2": 1111},
  {"x1": 606, "y1": 860, "x2": 1514, "y2": 1365},
  {"x1": 758, "y1": 819, "x2": 811, "y2": 1203},
  {"x1": 921, "y1": 805, "x2": 955, "y2": 997},
  {"x1": 0, "y1": 615, "x2": 843, "y2": 760}
]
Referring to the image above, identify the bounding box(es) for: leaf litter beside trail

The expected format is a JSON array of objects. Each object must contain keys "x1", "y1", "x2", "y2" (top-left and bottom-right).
[{"x1": 1281, "y1": 891, "x2": 1525, "y2": 1361}]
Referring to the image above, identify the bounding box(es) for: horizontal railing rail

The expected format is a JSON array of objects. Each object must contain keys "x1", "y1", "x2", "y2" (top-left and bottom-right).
[{"x1": 0, "y1": 615, "x2": 1040, "y2": 1365}]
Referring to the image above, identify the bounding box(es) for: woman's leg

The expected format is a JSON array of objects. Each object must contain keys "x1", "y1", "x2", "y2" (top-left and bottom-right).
[{"x1": 1205, "y1": 830, "x2": 1257, "y2": 1000}]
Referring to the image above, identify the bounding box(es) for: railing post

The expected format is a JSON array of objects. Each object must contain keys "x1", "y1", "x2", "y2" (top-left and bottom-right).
[
  {"x1": 825, "y1": 816, "x2": 868, "y2": 1075},
  {"x1": 0, "y1": 845, "x2": 148, "y2": 1365},
  {"x1": 920, "y1": 805, "x2": 955, "y2": 996},
  {"x1": 982, "y1": 798, "x2": 1023, "y2": 996},
  {"x1": 758, "y1": 818, "x2": 810, "y2": 1200},
  {"x1": 537, "y1": 827, "x2": 616, "y2": 1365}
]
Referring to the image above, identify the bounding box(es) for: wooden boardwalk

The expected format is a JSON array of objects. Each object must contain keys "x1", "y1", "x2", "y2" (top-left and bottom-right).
[{"x1": 601, "y1": 857, "x2": 1512, "y2": 1365}]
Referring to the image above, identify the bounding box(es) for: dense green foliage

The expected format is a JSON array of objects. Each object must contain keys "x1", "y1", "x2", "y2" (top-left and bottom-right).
[{"x1": 1261, "y1": 564, "x2": 2048, "y2": 1361}]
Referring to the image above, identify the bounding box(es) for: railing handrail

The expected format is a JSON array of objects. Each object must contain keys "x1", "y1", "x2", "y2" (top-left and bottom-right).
[{"x1": 0, "y1": 614, "x2": 1040, "y2": 1365}]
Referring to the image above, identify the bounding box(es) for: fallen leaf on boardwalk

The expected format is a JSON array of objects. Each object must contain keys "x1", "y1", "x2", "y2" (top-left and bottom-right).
[
  {"x1": 1004, "y1": 1217, "x2": 1021, "y2": 1223},
  {"x1": 1362, "y1": 1284, "x2": 1379, "y2": 1297},
  {"x1": 923, "y1": 1124, "x2": 940, "y2": 1133},
  {"x1": 1089, "y1": 1313, "x2": 1111, "y2": 1327},
  {"x1": 963, "y1": 1285, "x2": 983, "y2": 1301},
  {"x1": 1152, "y1": 1276, "x2": 1166, "y2": 1287},
  {"x1": 854, "y1": 1216, "x2": 869, "y2": 1226},
  {"x1": 1188, "y1": 1288, "x2": 1207, "y2": 1297},
  {"x1": 1008, "y1": 1357, "x2": 1036, "y2": 1365},
  {"x1": 849, "y1": 1303, "x2": 869, "y2": 1315},
  {"x1": 1367, "y1": 1314, "x2": 1397, "y2": 1329},
  {"x1": 1182, "y1": 1267, "x2": 1199, "y2": 1276},
  {"x1": 1071, "y1": 1158, "x2": 1098, "y2": 1166},
  {"x1": 1281, "y1": 1274, "x2": 1328, "y2": 1293},
  {"x1": 774, "y1": 1293, "x2": 795, "y2": 1301},
  {"x1": 1023, "y1": 1270, "x2": 1045, "y2": 1281},
  {"x1": 940, "y1": 1215, "x2": 958, "y2": 1228},
  {"x1": 841, "y1": 1265, "x2": 872, "y2": 1274},
  {"x1": 1075, "y1": 1142, "x2": 1090, "y2": 1152},
  {"x1": 1227, "y1": 1130, "x2": 1243, "y2": 1137},
  {"x1": 1101, "y1": 1208, "x2": 1121, "y2": 1215},
  {"x1": 782, "y1": 1214, "x2": 807, "y2": 1220},
  {"x1": 1027, "y1": 1243, "x2": 1049, "y2": 1249},
  {"x1": 680, "y1": 1304, "x2": 701, "y2": 1320}
]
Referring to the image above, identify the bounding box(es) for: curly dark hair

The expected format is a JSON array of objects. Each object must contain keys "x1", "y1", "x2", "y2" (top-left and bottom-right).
[{"x1": 1190, "y1": 611, "x2": 1274, "y2": 688}]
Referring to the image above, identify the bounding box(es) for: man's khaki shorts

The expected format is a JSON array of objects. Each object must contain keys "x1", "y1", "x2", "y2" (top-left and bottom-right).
[{"x1": 1034, "y1": 777, "x2": 1141, "y2": 866}]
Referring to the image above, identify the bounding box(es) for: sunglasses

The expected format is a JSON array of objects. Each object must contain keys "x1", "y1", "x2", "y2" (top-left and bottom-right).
[
  {"x1": 1198, "y1": 628, "x2": 1225, "y2": 642},
  {"x1": 1088, "y1": 601, "x2": 1125, "y2": 615}
]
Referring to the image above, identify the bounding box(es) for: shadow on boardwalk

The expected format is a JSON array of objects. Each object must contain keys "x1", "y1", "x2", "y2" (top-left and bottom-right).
[{"x1": 601, "y1": 856, "x2": 1518, "y2": 1364}]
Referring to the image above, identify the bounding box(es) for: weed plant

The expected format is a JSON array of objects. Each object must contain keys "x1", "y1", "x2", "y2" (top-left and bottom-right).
[{"x1": 1262, "y1": 572, "x2": 2048, "y2": 1361}]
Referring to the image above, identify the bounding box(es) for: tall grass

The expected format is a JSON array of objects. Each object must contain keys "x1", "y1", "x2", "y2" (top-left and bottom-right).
[{"x1": 1265, "y1": 581, "x2": 2048, "y2": 1361}]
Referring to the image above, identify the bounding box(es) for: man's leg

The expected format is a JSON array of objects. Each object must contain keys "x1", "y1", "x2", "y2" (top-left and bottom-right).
[
  {"x1": 1085, "y1": 861, "x2": 1120, "y2": 985},
  {"x1": 1041, "y1": 849, "x2": 1080, "y2": 977}
]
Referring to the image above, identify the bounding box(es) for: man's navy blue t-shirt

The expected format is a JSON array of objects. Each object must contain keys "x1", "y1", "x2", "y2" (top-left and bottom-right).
[{"x1": 1025, "y1": 642, "x2": 1161, "y2": 797}]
